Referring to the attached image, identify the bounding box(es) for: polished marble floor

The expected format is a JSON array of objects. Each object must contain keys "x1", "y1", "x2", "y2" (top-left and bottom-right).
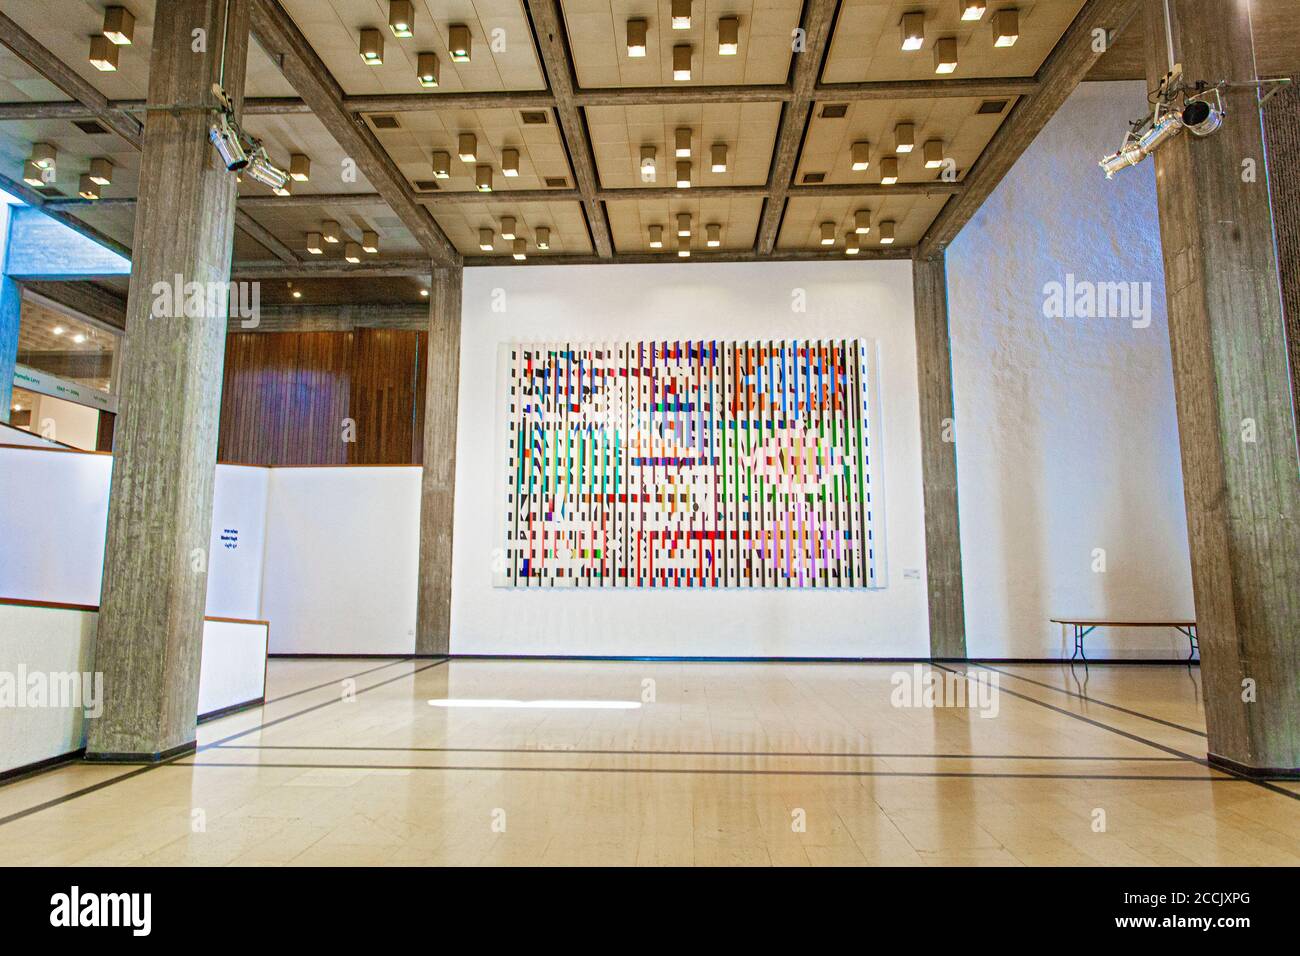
[{"x1": 0, "y1": 658, "x2": 1296, "y2": 866}]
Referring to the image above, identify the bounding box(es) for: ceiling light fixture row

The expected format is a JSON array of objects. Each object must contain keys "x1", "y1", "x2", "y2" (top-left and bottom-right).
[
  {"x1": 479, "y1": 218, "x2": 552, "y2": 257},
  {"x1": 900, "y1": 5, "x2": 1019, "y2": 74},
  {"x1": 627, "y1": 8, "x2": 738, "y2": 59},
  {"x1": 359, "y1": 3, "x2": 470, "y2": 74},
  {"x1": 307, "y1": 224, "x2": 381, "y2": 258}
]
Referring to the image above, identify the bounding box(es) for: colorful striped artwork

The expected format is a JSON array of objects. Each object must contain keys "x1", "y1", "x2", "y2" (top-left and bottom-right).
[{"x1": 495, "y1": 340, "x2": 883, "y2": 589}]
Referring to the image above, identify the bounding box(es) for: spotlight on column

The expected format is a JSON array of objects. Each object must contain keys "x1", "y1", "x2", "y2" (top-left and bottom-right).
[
  {"x1": 1182, "y1": 90, "x2": 1225, "y2": 137},
  {"x1": 245, "y1": 146, "x2": 289, "y2": 192},
  {"x1": 208, "y1": 116, "x2": 248, "y2": 170},
  {"x1": 1099, "y1": 107, "x2": 1184, "y2": 178}
]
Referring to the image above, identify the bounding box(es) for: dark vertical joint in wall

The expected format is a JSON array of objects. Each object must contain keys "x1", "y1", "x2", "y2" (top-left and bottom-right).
[
  {"x1": 912, "y1": 251, "x2": 968, "y2": 659},
  {"x1": 1262, "y1": 73, "x2": 1300, "y2": 433}
]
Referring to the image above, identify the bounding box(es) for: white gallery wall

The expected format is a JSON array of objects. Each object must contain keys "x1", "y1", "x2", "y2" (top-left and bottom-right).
[
  {"x1": 453, "y1": 260, "x2": 932, "y2": 657},
  {"x1": 946, "y1": 80, "x2": 1194, "y2": 658}
]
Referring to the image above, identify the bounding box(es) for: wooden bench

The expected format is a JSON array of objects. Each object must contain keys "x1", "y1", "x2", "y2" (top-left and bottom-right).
[{"x1": 1050, "y1": 618, "x2": 1199, "y2": 661}]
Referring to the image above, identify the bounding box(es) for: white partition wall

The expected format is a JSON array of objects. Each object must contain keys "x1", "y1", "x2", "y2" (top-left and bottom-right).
[
  {"x1": 0, "y1": 604, "x2": 267, "y2": 775},
  {"x1": 260, "y1": 466, "x2": 421, "y2": 654},
  {"x1": 452, "y1": 260, "x2": 931, "y2": 658},
  {"x1": 206, "y1": 465, "x2": 270, "y2": 620}
]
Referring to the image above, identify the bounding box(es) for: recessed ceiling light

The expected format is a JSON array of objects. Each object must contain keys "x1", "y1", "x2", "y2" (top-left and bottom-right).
[
  {"x1": 879, "y1": 157, "x2": 899, "y2": 185},
  {"x1": 706, "y1": 223, "x2": 721, "y2": 247},
  {"x1": 292, "y1": 289, "x2": 302, "y2": 299},
  {"x1": 934, "y1": 37, "x2": 958, "y2": 73},
  {"x1": 851, "y1": 141, "x2": 870, "y2": 171},
  {"x1": 479, "y1": 228, "x2": 495, "y2": 251},
  {"x1": 417, "y1": 51, "x2": 440, "y2": 87},
  {"x1": 87, "y1": 157, "x2": 113, "y2": 186},
  {"x1": 501, "y1": 217, "x2": 517, "y2": 240},
  {"x1": 677, "y1": 213, "x2": 691, "y2": 237},
  {"x1": 649, "y1": 224, "x2": 664, "y2": 248},
  {"x1": 89, "y1": 35, "x2": 119, "y2": 71},
  {"x1": 711, "y1": 143, "x2": 727, "y2": 173},
  {"x1": 640, "y1": 145, "x2": 657, "y2": 183},
  {"x1": 895, "y1": 123, "x2": 915, "y2": 153},
  {"x1": 78, "y1": 174, "x2": 100, "y2": 200},
  {"x1": 289, "y1": 154, "x2": 310, "y2": 182},
  {"x1": 22, "y1": 161, "x2": 45, "y2": 187},
  {"x1": 359, "y1": 28, "x2": 384, "y2": 64},
  {"x1": 677, "y1": 235, "x2": 690, "y2": 258},
  {"x1": 673, "y1": 45, "x2": 692, "y2": 81},
  {"x1": 322, "y1": 220, "x2": 340, "y2": 243},
  {"x1": 475, "y1": 165, "x2": 493, "y2": 192},
  {"x1": 675, "y1": 128, "x2": 691, "y2": 158},
  {"x1": 718, "y1": 17, "x2": 739, "y2": 55},
  {"x1": 513, "y1": 237, "x2": 527, "y2": 261},
  {"x1": 672, "y1": 0, "x2": 692, "y2": 30},
  {"x1": 535, "y1": 226, "x2": 550, "y2": 251},
  {"x1": 431, "y1": 151, "x2": 450, "y2": 178},
  {"x1": 502, "y1": 148, "x2": 520, "y2": 177},
  {"x1": 676, "y1": 161, "x2": 691, "y2": 188},
  {"x1": 959, "y1": 0, "x2": 986, "y2": 21},
  {"x1": 458, "y1": 133, "x2": 477, "y2": 162},
  {"x1": 306, "y1": 232, "x2": 323, "y2": 254},
  {"x1": 627, "y1": 19, "x2": 647, "y2": 57},
  {"x1": 924, "y1": 140, "x2": 946, "y2": 168},
  {"x1": 878, "y1": 220, "x2": 896, "y2": 245},
  {"x1": 420, "y1": 288, "x2": 430, "y2": 296},
  {"x1": 52, "y1": 325, "x2": 65, "y2": 335},
  {"x1": 30, "y1": 143, "x2": 57, "y2": 170},
  {"x1": 820, "y1": 222, "x2": 835, "y2": 246},
  {"x1": 344, "y1": 242, "x2": 362, "y2": 263},
  {"x1": 845, "y1": 232, "x2": 860, "y2": 256},
  {"x1": 900, "y1": 12, "x2": 924, "y2": 52},
  {"x1": 389, "y1": 0, "x2": 414, "y2": 38},
  {"x1": 102, "y1": 6, "x2": 135, "y2": 45},
  {"x1": 449, "y1": 24, "x2": 471, "y2": 62},
  {"x1": 362, "y1": 230, "x2": 379, "y2": 253},
  {"x1": 991, "y1": 9, "x2": 1019, "y2": 47},
  {"x1": 73, "y1": 333, "x2": 86, "y2": 344},
  {"x1": 854, "y1": 209, "x2": 871, "y2": 234}
]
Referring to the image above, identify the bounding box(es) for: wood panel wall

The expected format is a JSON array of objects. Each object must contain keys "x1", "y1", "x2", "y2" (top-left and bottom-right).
[{"x1": 218, "y1": 329, "x2": 428, "y2": 465}]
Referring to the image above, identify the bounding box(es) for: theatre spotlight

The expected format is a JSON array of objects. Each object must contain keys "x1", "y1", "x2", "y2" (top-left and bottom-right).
[
  {"x1": 209, "y1": 114, "x2": 248, "y2": 170},
  {"x1": 1182, "y1": 89, "x2": 1224, "y2": 137},
  {"x1": 245, "y1": 145, "x2": 290, "y2": 191}
]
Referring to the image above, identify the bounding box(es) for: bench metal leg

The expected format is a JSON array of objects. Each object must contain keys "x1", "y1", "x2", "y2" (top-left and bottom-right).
[
  {"x1": 1175, "y1": 625, "x2": 1199, "y2": 661},
  {"x1": 1070, "y1": 625, "x2": 1095, "y2": 663}
]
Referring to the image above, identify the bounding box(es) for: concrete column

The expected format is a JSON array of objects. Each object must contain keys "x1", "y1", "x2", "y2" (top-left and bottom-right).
[
  {"x1": 415, "y1": 265, "x2": 462, "y2": 656},
  {"x1": 912, "y1": 252, "x2": 968, "y2": 659},
  {"x1": 1144, "y1": 0, "x2": 1300, "y2": 774},
  {"x1": 87, "y1": 0, "x2": 249, "y2": 760}
]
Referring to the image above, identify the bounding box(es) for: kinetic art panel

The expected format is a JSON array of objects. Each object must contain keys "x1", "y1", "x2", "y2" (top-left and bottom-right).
[{"x1": 495, "y1": 340, "x2": 883, "y2": 588}]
